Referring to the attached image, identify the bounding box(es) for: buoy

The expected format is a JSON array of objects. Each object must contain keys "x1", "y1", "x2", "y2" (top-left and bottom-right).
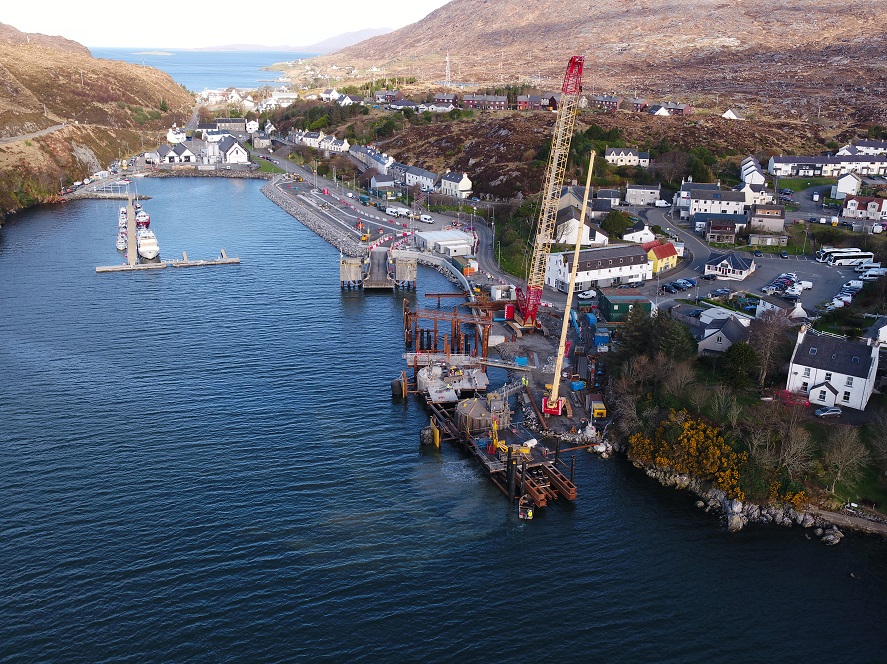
[{"x1": 391, "y1": 378, "x2": 405, "y2": 399}]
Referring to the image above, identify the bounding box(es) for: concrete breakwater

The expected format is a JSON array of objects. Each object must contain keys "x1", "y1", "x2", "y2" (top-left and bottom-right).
[{"x1": 261, "y1": 178, "x2": 366, "y2": 257}]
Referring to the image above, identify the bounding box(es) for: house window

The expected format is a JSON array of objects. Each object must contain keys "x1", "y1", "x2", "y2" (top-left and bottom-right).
[
  {"x1": 846, "y1": 377, "x2": 853, "y2": 387},
  {"x1": 818, "y1": 390, "x2": 826, "y2": 401},
  {"x1": 825, "y1": 372, "x2": 832, "y2": 382},
  {"x1": 843, "y1": 391, "x2": 851, "y2": 402},
  {"x1": 801, "y1": 382, "x2": 809, "y2": 392},
  {"x1": 803, "y1": 367, "x2": 811, "y2": 377},
  {"x1": 716, "y1": 335, "x2": 723, "y2": 343}
]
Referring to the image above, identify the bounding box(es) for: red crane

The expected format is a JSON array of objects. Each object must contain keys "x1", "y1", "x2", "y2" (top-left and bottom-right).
[{"x1": 516, "y1": 56, "x2": 584, "y2": 328}]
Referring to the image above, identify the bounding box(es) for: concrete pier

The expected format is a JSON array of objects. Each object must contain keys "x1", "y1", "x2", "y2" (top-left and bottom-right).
[{"x1": 96, "y1": 250, "x2": 240, "y2": 273}]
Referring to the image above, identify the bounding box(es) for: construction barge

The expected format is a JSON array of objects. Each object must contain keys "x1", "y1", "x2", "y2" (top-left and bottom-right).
[{"x1": 395, "y1": 301, "x2": 579, "y2": 515}]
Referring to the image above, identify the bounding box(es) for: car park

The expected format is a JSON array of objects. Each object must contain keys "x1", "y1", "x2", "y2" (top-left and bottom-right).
[{"x1": 814, "y1": 406, "x2": 842, "y2": 418}]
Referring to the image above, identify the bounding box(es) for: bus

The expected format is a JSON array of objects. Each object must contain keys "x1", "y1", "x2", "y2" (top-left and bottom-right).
[
  {"x1": 815, "y1": 246, "x2": 862, "y2": 262},
  {"x1": 826, "y1": 251, "x2": 876, "y2": 266}
]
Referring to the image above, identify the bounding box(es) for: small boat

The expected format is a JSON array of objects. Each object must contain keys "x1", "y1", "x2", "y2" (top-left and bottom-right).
[
  {"x1": 116, "y1": 231, "x2": 127, "y2": 251},
  {"x1": 518, "y1": 495, "x2": 534, "y2": 520},
  {"x1": 135, "y1": 209, "x2": 150, "y2": 229}
]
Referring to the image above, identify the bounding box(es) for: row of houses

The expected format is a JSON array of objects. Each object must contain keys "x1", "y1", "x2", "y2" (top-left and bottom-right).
[
  {"x1": 146, "y1": 135, "x2": 249, "y2": 166},
  {"x1": 769, "y1": 154, "x2": 887, "y2": 178},
  {"x1": 344, "y1": 143, "x2": 473, "y2": 198}
]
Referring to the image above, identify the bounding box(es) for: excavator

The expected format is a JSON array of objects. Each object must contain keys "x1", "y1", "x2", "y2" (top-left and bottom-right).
[{"x1": 487, "y1": 418, "x2": 532, "y2": 458}]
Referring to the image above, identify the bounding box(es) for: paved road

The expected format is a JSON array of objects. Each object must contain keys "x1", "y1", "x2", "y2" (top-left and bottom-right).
[{"x1": 0, "y1": 123, "x2": 67, "y2": 144}]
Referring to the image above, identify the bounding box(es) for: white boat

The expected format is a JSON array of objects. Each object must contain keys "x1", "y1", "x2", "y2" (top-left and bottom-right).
[
  {"x1": 137, "y1": 229, "x2": 160, "y2": 259},
  {"x1": 116, "y1": 231, "x2": 127, "y2": 251}
]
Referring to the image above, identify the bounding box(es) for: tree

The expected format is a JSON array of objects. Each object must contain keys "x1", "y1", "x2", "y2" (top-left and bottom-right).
[
  {"x1": 779, "y1": 425, "x2": 813, "y2": 479},
  {"x1": 653, "y1": 150, "x2": 690, "y2": 185},
  {"x1": 654, "y1": 314, "x2": 697, "y2": 360},
  {"x1": 723, "y1": 341, "x2": 759, "y2": 385},
  {"x1": 822, "y1": 426, "x2": 870, "y2": 492},
  {"x1": 614, "y1": 306, "x2": 653, "y2": 363},
  {"x1": 868, "y1": 413, "x2": 887, "y2": 474},
  {"x1": 748, "y1": 310, "x2": 791, "y2": 387},
  {"x1": 599, "y1": 210, "x2": 633, "y2": 239}
]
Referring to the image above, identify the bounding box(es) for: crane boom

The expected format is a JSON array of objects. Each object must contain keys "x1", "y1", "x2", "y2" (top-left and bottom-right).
[{"x1": 516, "y1": 56, "x2": 584, "y2": 327}]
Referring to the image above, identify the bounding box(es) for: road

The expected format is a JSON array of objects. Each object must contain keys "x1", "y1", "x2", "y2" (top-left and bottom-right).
[{"x1": 0, "y1": 123, "x2": 67, "y2": 144}]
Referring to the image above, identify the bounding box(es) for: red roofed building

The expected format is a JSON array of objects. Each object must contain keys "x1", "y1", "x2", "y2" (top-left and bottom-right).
[{"x1": 648, "y1": 242, "x2": 678, "y2": 273}]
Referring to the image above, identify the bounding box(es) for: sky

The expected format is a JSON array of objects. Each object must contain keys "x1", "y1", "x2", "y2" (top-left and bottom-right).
[{"x1": 3, "y1": 0, "x2": 451, "y2": 49}]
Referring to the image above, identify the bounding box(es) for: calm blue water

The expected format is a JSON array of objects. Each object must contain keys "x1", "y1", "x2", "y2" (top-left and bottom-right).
[
  {"x1": 90, "y1": 49, "x2": 314, "y2": 91},
  {"x1": 1, "y1": 178, "x2": 887, "y2": 662}
]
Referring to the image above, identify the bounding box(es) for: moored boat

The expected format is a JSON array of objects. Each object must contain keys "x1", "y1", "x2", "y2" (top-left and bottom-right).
[
  {"x1": 136, "y1": 229, "x2": 160, "y2": 259},
  {"x1": 135, "y1": 209, "x2": 150, "y2": 228},
  {"x1": 116, "y1": 231, "x2": 127, "y2": 251}
]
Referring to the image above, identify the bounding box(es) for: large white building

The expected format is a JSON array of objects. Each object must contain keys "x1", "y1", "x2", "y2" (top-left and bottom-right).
[
  {"x1": 786, "y1": 327, "x2": 879, "y2": 411},
  {"x1": 689, "y1": 189, "x2": 747, "y2": 217},
  {"x1": 439, "y1": 171, "x2": 473, "y2": 198},
  {"x1": 545, "y1": 245, "x2": 651, "y2": 291},
  {"x1": 768, "y1": 155, "x2": 887, "y2": 177}
]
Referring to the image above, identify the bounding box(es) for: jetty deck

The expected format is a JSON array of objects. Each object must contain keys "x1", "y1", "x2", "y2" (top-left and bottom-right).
[{"x1": 97, "y1": 250, "x2": 240, "y2": 273}]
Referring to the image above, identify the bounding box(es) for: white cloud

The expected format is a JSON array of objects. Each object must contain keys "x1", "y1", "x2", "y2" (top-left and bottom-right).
[{"x1": 4, "y1": 0, "x2": 450, "y2": 48}]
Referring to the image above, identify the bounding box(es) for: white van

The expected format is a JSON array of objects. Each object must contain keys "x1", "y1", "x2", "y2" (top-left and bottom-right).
[
  {"x1": 855, "y1": 262, "x2": 881, "y2": 273},
  {"x1": 798, "y1": 280, "x2": 813, "y2": 290},
  {"x1": 654, "y1": 199, "x2": 670, "y2": 208},
  {"x1": 419, "y1": 214, "x2": 434, "y2": 224},
  {"x1": 385, "y1": 206, "x2": 399, "y2": 217},
  {"x1": 395, "y1": 207, "x2": 411, "y2": 217},
  {"x1": 861, "y1": 269, "x2": 887, "y2": 281}
]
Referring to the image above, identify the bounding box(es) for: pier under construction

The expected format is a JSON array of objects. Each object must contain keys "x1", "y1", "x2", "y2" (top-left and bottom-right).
[{"x1": 340, "y1": 248, "x2": 417, "y2": 290}]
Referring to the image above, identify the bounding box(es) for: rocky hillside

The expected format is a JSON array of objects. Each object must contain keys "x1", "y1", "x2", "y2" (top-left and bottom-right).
[
  {"x1": 311, "y1": 0, "x2": 887, "y2": 122},
  {"x1": 370, "y1": 110, "x2": 833, "y2": 200},
  {"x1": 0, "y1": 24, "x2": 193, "y2": 217}
]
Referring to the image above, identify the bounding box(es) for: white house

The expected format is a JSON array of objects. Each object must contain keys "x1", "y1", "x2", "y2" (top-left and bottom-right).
[
  {"x1": 721, "y1": 108, "x2": 745, "y2": 120},
  {"x1": 218, "y1": 136, "x2": 249, "y2": 164},
  {"x1": 689, "y1": 189, "x2": 747, "y2": 217},
  {"x1": 733, "y1": 181, "x2": 773, "y2": 206},
  {"x1": 740, "y1": 156, "x2": 766, "y2": 185},
  {"x1": 830, "y1": 172, "x2": 862, "y2": 200},
  {"x1": 166, "y1": 125, "x2": 186, "y2": 144},
  {"x1": 768, "y1": 155, "x2": 887, "y2": 177},
  {"x1": 170, "y1": 143, "x2": 196, "y2": 163},
  {"x1": 245, "y1": 119, "x2": 260, "y2": 134},
  {"x1": 320, "y1": 88, "x2": 339, "y2": 102},
  {"x1": 338, "y1": 94, "x2": 363, "y2": 107},
  {"x1": 553, "y1": 206, "x2": 609, "y2": 246},
  {"x1": 704, "y1": 251, "x2": 756, "y2": 281},
  {"x1": 837, "y1": 140, "x2": 887, "y2": 156},
  {"x1": 622, "y1": 220, "x2": 655, "y2": 244},
  {"x1": 545, "y1": 245, "x2": 652, "y2": 291},
  {"x1": 785, "y1": 326, "x2": 879, "y2": 411},
  {"x1": 439, "y1": 171, "x2": 472, "y2": 198},
  {"x1": 318, "y1": 135, "x2": 350, "y2": 154},
  {"x1": 675, "y1": 179, "x2": 721, "y2": 218},
  {"x1": 604, "y1": 147, "x2": 650, "y2": 168},
  {"x1": 843, "y1": 196, "x2": 887, "y2": 221},
  {"x1": 405, "y1": 166, "x2": 437, "y2": 190},
  {"x1": 625, "y1": 184, "x2": 661, "y2": 206}
]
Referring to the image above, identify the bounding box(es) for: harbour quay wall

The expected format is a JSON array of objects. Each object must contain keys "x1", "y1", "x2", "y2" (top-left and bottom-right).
[{"x1": 261, "y1": 177, "x2": 366, "y2": 257}]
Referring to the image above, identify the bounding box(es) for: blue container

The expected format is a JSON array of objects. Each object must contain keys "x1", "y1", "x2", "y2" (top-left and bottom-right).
[
  {"x1": 515, "y1": 356, "x2": 528, "y2": 367},
  {"x1": 570, "y1": 381, "x2": 586, "y2": 391},
  {"x1": 584, "y1": 313, "x2": 597, "y2": 327}
]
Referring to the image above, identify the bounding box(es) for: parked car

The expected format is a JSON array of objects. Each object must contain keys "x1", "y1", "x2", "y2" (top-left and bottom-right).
[
  {"x1": 661, "y1": 284, "x2": 677, "y2": 294},
  {"x1": 753, "y1": 249, "x2": 763, "y2": 257},
  {"x1": 683, "y1": 278, "x2": 697, "y2": 287},
  {"x1": 576, "y1": 290, "x2": 597, "y2": 300},
  {"x1": 701, "y1": 274, "x2": 717, "y2": 280},
  {"x1": 814, "y1": 406, "x2": 842, "y2": 418},
  {"x1": 780, "y1": 251, "x2": 790, "y2": 259}
]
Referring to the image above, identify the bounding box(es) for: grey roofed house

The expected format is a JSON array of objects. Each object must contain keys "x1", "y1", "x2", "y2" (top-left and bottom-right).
[
  {"x1": 406, "y1": 165, "x2": 437, "y2": 180},
  {"x1": 157, "y1": 144, "x2": 172, "y2": 158},
  {"x1": 705, "y1": 251, "x2": 753, "y2": 271},
  {"x1": 691, "y1": 189, "x2": 746, "y2": 203},
  {"x1": 694, "y1": 212, "x2": 748, "y2": 226},
  {"x1": 596, "y1": 189, "x2": 620, "y2": 200},
  {"x1": 217, "y1": 135, "x2": 239, "y2": 154},
  {"x1": 793, "y1": 333, "x2": 874, "y2": 379},
  {"x1": 563, "y1": 244, "x2": 648, "y2": 270},
  {"x1": 680, "y1": 181, "x2": 721, "y2": 193},
  {"x1": 696, "y1": 316, "x2": 749, "y2": 355},
  {"x1": 591, "y1": 199, "x2": 612, "y2": 213}
]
